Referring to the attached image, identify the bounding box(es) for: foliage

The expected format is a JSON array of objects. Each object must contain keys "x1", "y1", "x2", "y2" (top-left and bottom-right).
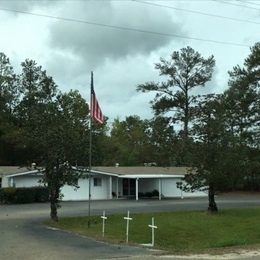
[
  {"x1": 13, "y1": 59, "x2": 91, "y2": 221},
  {"x1": 15, "y1": 187, "x2": 36, "y2": 204},
  {"x1": 105, "y1": 115, "x2": 178, "y2": 166},
  {"x1": 108, "y1": 115, "x2": 151, "y2": 166},
  {"x1": 34, "y1": 186, "x2": 49, "y2": 202},
  {"x1": 179, "y1": 94, "x2": 239, "y2": 212},
  {"x1": 0, "y1": 53, "x2": 20, "y2": 165},
  {"x1": 224, "y1": 42, "x2": 260, "y2": 191},
  {"x1": 138, "y1": 189, "x2": 159, "y2": 198},
  {"x1": 0, "y1": 187, "x2": 47, "y2": 204},
  {"x1": 0, "y1": 187, "x2": 17, "y2": 203},
  {"x1": 137, "y1": 46, "x2": 215, "y2": 142}
]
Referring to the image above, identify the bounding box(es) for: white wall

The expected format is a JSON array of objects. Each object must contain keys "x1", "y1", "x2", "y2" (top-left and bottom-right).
[
  {"x1": 61, "y1": 175, "x2": 111, "y2": 201},
  {"x1": 138, "y1": 177, "x2": 206, "y2": 198},
  {"x1": 161, "y1": 178, "x2": 182, "y2": 197},
  {"x1": 12, "y1": 175, "x2": 44, "y2": 188},
  {"x1": 7, "y1": 174, "x2": 112, "y2": 201},
  {"x1": 162, "y1": 178, "x2": 206, "y2": 198}
]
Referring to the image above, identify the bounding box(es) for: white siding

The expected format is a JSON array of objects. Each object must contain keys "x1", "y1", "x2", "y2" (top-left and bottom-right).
[
  {"x1": 61, "y1": 175, "x2": 111, "y2": 201},
  {"x1": 12, "y1": 175, "x2": 44, "y2": 188},
  {"x1": 162, "y1": 178, "x2": 206, "y2": 198},
  {"x1": 161, "y1": 178, "x2": 182, "y2": 197}
]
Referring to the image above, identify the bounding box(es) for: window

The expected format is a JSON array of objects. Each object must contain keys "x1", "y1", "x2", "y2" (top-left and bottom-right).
[{"x1": 94, "y1": 177, "x2": 102, "y2": 187}]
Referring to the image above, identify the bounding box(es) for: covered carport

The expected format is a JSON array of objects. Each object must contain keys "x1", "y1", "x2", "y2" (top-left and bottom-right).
[{"x1": 118, "y1": 174, "x2": 184, "y2": 200}]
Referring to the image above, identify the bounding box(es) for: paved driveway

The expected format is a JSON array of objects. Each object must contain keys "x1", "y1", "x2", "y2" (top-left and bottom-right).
[{"x1": 1, "y1": 194, "x2": 260, "y2": 260}]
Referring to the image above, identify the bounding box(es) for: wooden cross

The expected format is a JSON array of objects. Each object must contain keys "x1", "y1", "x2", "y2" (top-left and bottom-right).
[
  {"x1": 148, "y1": 217, "x2": 158, "y2": 246},
  {"x1": 124, "y1": 211, "x2": 133, "y2": 243},
  {"x1": 101, "y1": 211, "x2": 107, "y2": 237}
]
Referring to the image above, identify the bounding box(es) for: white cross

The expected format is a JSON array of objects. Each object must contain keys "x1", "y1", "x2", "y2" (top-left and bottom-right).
[
  {"x1": 148, "y1": 217, "x2": 158, "y2": 246},
  {"x1": 101, "y1": 211, "x2": 107, "y2": 237},
  {"x1": 124, "y1": 211, "x2": 133, "y2": 243}
]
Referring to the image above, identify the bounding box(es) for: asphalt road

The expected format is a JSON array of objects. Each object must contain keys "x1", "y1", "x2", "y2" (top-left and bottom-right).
[{"x1": 1, "y1": 194, "x2": 260, "y2": 260}]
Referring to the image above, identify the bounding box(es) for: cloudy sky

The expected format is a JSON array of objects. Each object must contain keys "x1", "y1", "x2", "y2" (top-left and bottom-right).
[{"x1": 0, "y1": 0, "x2": 259, "y2": 125}]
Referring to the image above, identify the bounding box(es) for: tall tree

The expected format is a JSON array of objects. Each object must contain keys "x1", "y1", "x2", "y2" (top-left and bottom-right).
[
  {"x1": 0, "y1": 53, "x2": 20, "y2": 165},
  {"x1": 137, "y1": 46, "x2": 215, "y2": 141},
  {"x1": 108, "y1": 116, "x2": 151, "y2": 166},
  {"x1": 16, "y1": 60, "x2": 90, "y2": 221},
  {"x1": 180, "y1": 94, "x2": 238, "y2": 213},
  {"x1": 225, "y1": 42, "x2": 260, "y2": 190},
  {"x1": 15, "y1": 59, "x2": 58, "y2": 164},
  {"x1": 146, "y1": 116, "x2": 178, "y2": 166}
]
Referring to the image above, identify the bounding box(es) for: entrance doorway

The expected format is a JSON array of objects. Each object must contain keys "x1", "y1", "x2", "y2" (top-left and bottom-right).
[{"x1": 122, "y1": 178, "x2": 136, "y2": 196}]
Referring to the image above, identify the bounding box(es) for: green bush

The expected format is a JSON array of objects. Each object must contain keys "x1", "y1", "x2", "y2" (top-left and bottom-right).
[
  {"x1": 0, "y1": 187, "x2": 49, "y2": 204},
  {"x1": 15, "y1": 188, "x2": 36, "y2": 204},
  {"x1": 152, "y1": 189, "x2": 159, "y2": 197},
  {"x1": 0, "y1": 188, "x2": 4, "y2": 203},
  {"x1": 145, "y1": 191, "x2": 153, "y2": 198},
  {"x1": 34, "y1": 187, "x2": 49, "y2": 202},
  {"x1": 1, "y1": 187, "x2": 17, "y2": 203},
  {"x1": 138, "y1": 192, "x2": 145, "y2": 197},
  {"x1": 142, "y1": 190, "x2": 159, "y2": 198}
]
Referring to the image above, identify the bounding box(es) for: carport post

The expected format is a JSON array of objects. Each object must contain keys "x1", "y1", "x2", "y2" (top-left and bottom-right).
[
  {"x1": 109, "y1": 176, "x2": 112, "y2": 199},
  {"x1": 135, "y1": 178, "x2": 139, "y2": 201},
  {"x1": 158, "y1": 179, "x2": 162, "y2": 200},
  {"x1": 116, "y1": 177, "x2": 119, "y2": 198}
]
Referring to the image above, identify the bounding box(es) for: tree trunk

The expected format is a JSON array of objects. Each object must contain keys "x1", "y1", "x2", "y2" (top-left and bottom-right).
[
  {"x1": 49, "y1": 187, "x2": 59, "y2": 221},
  {"x1": 208, "y1": 184, "x2": 218, "y2": 213}
]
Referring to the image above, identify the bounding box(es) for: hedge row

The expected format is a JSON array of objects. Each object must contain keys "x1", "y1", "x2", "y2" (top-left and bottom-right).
[
  {"x1": 138, "y1": 189, "x2": 159, "y2": 198},
  {"x1": 0, "y1": 187, "x2": 49, "y2": 204}
]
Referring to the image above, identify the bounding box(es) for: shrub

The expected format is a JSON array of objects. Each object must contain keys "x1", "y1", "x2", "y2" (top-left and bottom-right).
[
  {"x1": 1, "y1": 187, "x2": 17, "y2": 203},
  {"x1": 152, "y1": 189, "x2": 159, "y2": 197},
  {"x1": 138, "y1": 192, "x2": 145, "y2": 198},
  {"x1": 142, "y1": 190, "x2": 159, "y2": 198},
  {"x1": 16, "y1": 188, "x2": 36, "y2": 204},
  {"x1": 34, "y1": 187, "x2": 49, "y2": 202},
  {"x1": 0, "y1": 188, "x2": 4, "y2": 203},
  {"x1": 0, "y1": 187, "x2": 49, "y2": 204},
  {"x1": 145, "y1": 191, "x2": 153, "y2": 198}
]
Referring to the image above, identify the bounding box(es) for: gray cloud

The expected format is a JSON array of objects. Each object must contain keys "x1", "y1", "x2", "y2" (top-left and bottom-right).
[
  {"x1": 47, "y1": 1, "x2": 184, "y2": 68},
  {"x1": 0, "y1": 0, "x2": 57, "y2": 12}
]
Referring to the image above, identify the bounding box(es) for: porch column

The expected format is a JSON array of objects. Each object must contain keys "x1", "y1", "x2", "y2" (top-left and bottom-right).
[
  {"x1": 136, "y1": 178, "x2": 139, "y2": 201},
  {"x1": 116, "y1": 177, "x2": 119, "y2": 198},
  {"x1": 9, "y1": 177, "x2": 14, "y2": 187},
  {"x1": 158, "y1": 178, "x2": 162, "y2": 200},
  {"x1": 109, "y1": 176, "x2": 112, "y2": 199}
]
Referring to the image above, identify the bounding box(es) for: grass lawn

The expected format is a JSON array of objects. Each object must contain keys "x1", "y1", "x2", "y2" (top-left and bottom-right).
[{"x1": 44, "y1": 207, "x2": 260, "y2": 254}]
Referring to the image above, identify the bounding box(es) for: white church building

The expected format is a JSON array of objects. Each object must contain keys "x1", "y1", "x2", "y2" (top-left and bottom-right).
[{"x1": 0, "y1": 166, "x2": 206, "y2": 201}]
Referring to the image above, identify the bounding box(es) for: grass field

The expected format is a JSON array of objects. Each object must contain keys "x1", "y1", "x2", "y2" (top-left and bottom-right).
[{"x1": 45, "y1": 207, "x2": 260, "y2": 253}]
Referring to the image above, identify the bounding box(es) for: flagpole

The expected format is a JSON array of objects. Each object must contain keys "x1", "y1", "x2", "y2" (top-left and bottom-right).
[
  {"x1": 88, "y1": 71, "x2": 93, "y2": 228},
  {"x1": 88, "y1": 71, "x2": 103, "y2": 228}
]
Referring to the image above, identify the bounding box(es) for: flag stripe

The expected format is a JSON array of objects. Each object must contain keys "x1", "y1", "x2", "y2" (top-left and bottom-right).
[{"x1": 91, "y1": 85, "x2": 103, "y2": 124}]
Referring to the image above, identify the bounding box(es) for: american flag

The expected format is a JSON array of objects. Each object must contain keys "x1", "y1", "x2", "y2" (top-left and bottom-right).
[{"x1": 90, "y1": 75, "x2": 103, "y2": 125}]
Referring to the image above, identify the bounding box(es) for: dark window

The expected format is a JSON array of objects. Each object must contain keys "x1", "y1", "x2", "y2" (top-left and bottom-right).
[{"x1": 94, "y1": 178, "x2": 102, "y2": 187}]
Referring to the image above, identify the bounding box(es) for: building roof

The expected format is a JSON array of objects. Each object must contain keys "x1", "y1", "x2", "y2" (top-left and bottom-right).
[
  {"x1": 0, "y1": 166, "x2": 32, "y2": 176},
  {"x1": 92, "y1": 166, "x2": 189, "y2": 176},
  {"x1": 0, "y1": 166, "x2": 190, "y2": 179}
]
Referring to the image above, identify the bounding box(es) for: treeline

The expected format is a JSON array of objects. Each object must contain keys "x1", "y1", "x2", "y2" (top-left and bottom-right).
[{"x1": 1, "y1": 43, "x2": 260, "y2": 215}]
